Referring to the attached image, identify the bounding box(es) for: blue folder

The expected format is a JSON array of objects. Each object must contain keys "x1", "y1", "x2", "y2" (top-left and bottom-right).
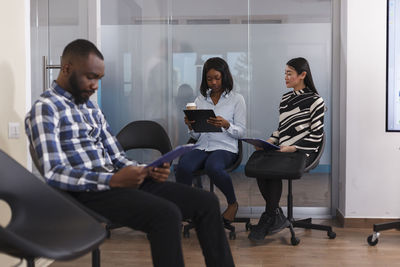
[
  {"x1": 146, "y1": 144, "x2": 198, "y2": 168},
  {"x1": 241, "y1": 138, "x2": 280, "y2": 150}
]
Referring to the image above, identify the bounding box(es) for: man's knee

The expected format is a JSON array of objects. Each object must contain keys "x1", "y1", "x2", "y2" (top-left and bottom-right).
[
  {"x1": 159, "y1": 201, "x2": 183, "y2": 225},
  {"x1": 199, "y1": 190, "x2": 220, "y2": 212}
]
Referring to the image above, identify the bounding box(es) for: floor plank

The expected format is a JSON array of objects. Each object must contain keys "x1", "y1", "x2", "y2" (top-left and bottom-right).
[{"x1": 50, "y1": 220, "x2": 400, "y2": 267}]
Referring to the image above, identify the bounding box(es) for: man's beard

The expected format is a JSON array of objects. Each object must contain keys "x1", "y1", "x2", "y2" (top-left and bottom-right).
[{"x1": 69, "y1": 72, "x2": 92, "y2": 105}]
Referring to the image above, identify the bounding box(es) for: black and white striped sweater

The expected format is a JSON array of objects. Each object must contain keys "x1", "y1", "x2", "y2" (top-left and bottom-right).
[{"x1": 269, "y1": 87, "x2": 325, "y2": 153}]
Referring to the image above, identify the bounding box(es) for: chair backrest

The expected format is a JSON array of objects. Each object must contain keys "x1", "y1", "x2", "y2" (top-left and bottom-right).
[
  {"x1": 0, "y1": 149, "x2": 106, "y2": 260},
  {"x1": 116, "y1": 120, "x2": 172, "y2": 155},
  {"x1": 304, "y1": 133, "x2": 325, "y2": 173}
]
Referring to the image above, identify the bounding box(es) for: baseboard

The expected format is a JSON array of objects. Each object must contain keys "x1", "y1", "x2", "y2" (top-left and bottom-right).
[{"x1": 336, "y1": 208, "x2": 400, "y2": 228}]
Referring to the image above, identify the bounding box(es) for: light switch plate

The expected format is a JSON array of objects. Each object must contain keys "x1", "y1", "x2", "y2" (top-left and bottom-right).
[{"x1": 8, "y1": 122, "x2": 20, "y2": 139}]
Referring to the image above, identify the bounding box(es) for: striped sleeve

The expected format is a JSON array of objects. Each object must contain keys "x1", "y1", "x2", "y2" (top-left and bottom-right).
[{"x1": 293, "y1": 96, "x2": 325, "y2": 152}]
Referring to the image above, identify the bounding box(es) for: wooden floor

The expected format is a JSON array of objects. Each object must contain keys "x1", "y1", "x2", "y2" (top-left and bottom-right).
[{"x1": 50, "y1": 220, "x2": 400, "y2": 267}]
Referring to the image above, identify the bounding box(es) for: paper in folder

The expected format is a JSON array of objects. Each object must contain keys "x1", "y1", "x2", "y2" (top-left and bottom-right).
[
  {"x1": 146, "y1": 144, "x2": 198, "y2": 168},
  {"x1": 241, "y1": 138, "x2": 280, "y2": 150}
]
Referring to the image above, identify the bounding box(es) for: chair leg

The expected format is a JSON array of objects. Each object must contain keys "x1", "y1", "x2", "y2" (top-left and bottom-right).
[
  {"x1": 26, "y1": 258, "x2": 35, "y2": 267},
  {"x1": 92, "y1": 248, "x2": 100, "y2": 267},
  {"x1": 293, "y1": 218, "x2": 336, "y2": 238},
  {"x1": 373, "y1": 221, "x2": 400, "y2": 232}
]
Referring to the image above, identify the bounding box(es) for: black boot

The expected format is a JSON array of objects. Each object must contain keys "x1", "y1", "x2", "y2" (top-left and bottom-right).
[
  {"x1": 268, "y1": 207, "x2": 290, "y2": 235},
  {"x1": 248, "y1": 211, "x2": 274, "y2": 241}
]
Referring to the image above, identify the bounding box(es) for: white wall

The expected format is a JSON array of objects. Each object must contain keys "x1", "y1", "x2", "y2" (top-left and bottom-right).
[
  {"x1": 0, "y1": 0, "x2": 30, "y2": 265},
  {"x1": 340, "y1": 0, "x2": 400, "y2": 218}
]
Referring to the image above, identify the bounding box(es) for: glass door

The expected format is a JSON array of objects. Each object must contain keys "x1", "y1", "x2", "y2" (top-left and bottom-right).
[{"x1": 30, "y1": 0, "x2": 90, "y2": 176}]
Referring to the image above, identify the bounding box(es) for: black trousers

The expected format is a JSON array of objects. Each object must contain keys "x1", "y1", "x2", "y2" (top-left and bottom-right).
[
  {"x1": 68, "y1": 179, "x2": 234, "y2": 267},
  {"x1": 256, "y1": 152, "x2": 317, "y2": 214}
]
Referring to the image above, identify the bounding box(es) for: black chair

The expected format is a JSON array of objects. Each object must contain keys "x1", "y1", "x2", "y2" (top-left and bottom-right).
[
  {"x1": 0, "y1": 149, "x2": 107, "y2": 267},
  {"x1": 101, "y1": 120, "x2": 174, "y2": 236},
  {"x1": 182, "y1": 139, "x2": 250, "y2": 240},
  {"x1": 367, "y1": 221, "x2": 400, "y2": 246},
  {"x1": 116, "y1": 120, "x2": 172, "y2": 155},
  {"x1": 279, "y1": 134, "x2": 336, "y2": 245},
  {"x1": 29, "y1": 143, "x2": 112, "y2": 237}
]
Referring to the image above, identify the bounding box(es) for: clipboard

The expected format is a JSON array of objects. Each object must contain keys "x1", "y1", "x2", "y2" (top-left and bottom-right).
[
  {"x1": 241, "y1": 138, "x2": 280, "y2": 150},
  {"x1": 146, "y1": 144, "x2": 198, "y2": 168},
  {"x1": 183, "y1": 109, "x2": 223, "y2": 133}
]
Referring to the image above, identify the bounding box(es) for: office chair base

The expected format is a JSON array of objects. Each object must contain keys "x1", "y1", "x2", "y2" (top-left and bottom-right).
[
  {"x1": 285, "y1": 217, "x2": 336, "y2": 246},
  {"x1": 367, "y1": 220, "x2": 400, "y2": 246}
]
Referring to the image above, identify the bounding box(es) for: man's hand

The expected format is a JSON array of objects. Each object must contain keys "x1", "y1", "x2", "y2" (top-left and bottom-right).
[
  {"x1": 109, "y1": 166, "x2": 149, "y2": 188},
  {"x1": 279, "y1": 146, "x2": 297, "y2": 153},
  {"x1": 148, "y1": 163, "x2": 170, "y2": 182}
]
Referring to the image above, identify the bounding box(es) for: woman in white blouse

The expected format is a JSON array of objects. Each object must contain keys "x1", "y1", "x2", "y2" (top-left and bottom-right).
[{"x1": 175, "y1": 57, "x2": 246, "y2": 223}]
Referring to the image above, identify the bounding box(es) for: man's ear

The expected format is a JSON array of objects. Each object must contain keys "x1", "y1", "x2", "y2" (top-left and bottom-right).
[{"x1": 60, "y1": 63, "x2": 71, "y2": 74}]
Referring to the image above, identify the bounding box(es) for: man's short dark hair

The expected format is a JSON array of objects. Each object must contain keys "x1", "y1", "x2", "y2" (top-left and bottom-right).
[{"x1": 61, "y1": 39, "x2": 104, "y2": 63}]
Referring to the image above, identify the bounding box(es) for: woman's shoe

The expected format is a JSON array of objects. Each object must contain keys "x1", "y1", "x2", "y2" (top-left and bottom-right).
[
  {"x1": 248, "y1": 211, "x2": 273, "y2": 241},
  {"x1": 222, "y1": 202, "x2": 238, "y2": 223}
]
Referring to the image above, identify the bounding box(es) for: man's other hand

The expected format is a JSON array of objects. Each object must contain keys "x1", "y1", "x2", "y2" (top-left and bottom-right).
[
  {"x1": 109, "y1": 166, "x2": 149, "y2": 188},
  {"x1": 149, "y1": 163, "x2": 170, "y2": 182}
]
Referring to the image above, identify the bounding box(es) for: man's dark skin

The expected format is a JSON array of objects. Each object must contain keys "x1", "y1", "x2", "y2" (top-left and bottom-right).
[{"x1": 56, "y1": 52, "x2": 171, "y2": 188}]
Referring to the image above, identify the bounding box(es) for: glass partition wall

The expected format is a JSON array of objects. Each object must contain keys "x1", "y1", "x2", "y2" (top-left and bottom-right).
[
  {"x1": 100, "y1": 0, "x2": 333, "y2": 218},
  {"x1": 32, "y1": 0, "x2": 333, "y2": 217}
]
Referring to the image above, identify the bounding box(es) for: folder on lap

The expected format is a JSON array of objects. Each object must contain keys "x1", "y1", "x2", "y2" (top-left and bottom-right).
[
  {"x1": 183, "y1": 109, "x2": 223, "y2": 133},
  {"x1": 146, "y1": 144, "x2": 198, "y2": 168},
  {"x1": 241, "y1": 138, "x2": 280, "y2": 150}
]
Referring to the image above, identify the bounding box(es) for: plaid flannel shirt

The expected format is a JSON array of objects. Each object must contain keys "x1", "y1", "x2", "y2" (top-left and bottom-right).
[{"x1": 25, "y1": 81, "x2": 136, "y2": 191}]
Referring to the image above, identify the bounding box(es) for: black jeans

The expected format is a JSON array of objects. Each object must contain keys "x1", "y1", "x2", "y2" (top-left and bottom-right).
[
  {"x1": 256, "y1": 152, "x2": 318, "y2": 214},
  {"x1": 68, "y1": 179, "x2": 234, "y2": 267}
]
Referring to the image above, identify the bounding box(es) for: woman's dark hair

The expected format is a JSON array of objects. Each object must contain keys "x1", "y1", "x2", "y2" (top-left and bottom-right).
[
  {"x1": 286, "y1": 57, "x2": 318, "y2": 94},
  {"x1": 200, "y1": 57, "x2": 233, "y2": 97}
]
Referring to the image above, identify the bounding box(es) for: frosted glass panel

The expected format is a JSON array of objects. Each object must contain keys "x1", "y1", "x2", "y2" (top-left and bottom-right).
[{"x1": 100, "y1": 0, "x2": 333, "y2": 211}]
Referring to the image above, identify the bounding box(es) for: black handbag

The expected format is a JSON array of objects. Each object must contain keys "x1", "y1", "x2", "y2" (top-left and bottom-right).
[{"x1": 245, "y1": 150, "x2": 307, "y2": 179}]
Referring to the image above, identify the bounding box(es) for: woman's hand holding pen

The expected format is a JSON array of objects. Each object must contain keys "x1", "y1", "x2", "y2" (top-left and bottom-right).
[
  {"x1": 184, "y1": 116, "x2": 194, "y2": 130},
  {"x1": 207, "y1": 116, "x2": 230, "y2": 129}
]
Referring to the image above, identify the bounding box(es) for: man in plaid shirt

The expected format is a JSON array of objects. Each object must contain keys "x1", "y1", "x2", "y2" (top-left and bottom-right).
[{"x1": 25, "y1": 39, "x2": 234, "y2": 267}]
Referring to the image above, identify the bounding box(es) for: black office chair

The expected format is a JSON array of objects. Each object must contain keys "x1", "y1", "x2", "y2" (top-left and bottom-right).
[
  {"x1": 100, "y1": 120, "x2": 174, "y2": 236},
  {"x1": 367, "y1": 221, "x2": 400, "y2": 246},
  {"x1": 283, "y1": 133, "x2": 336, "y2": 245},
  {"x1": 0, "y1": 149, "x2": 107, "y2": 267},
  {"x1": 182, "y1": 138, "x2": 250, "y2": 240}
]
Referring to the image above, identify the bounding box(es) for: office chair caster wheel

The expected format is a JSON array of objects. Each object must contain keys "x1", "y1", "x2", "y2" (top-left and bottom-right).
[
  {"x1": 229, "y1": 232, "x2": 236, "y2": 240},
  {"x1": 328, "y1": 231, "x2": 336, "y2": 239},
  {"x1": 291, "y1": 237, "x2": 300, "y2": 246},
  {"x1": 245, "y1": 222, "x2": 252, "y2": 231},
  {"x1": 367, "y1": 234, "x2": 379, "y2": 246}
]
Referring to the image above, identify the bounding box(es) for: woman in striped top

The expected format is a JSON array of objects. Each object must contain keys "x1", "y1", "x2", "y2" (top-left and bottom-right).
[{"x1": 248, "y1": 57, "x2": 325, "y2": 241}]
